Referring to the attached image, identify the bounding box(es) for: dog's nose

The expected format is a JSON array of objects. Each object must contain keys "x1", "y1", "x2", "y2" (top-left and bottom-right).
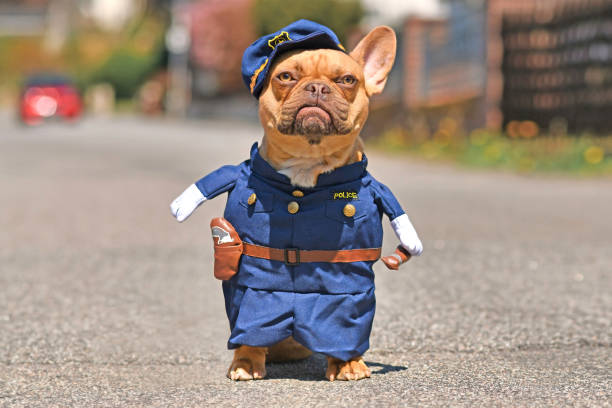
[{"x1": 304, "y1": 81, "x2": 331, "y2": 96}]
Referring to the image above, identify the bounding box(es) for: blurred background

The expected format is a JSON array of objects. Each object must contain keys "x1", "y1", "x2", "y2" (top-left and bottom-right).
[
  {"x1": 2, "y1": 2, "x2": 611, "y2": 404},
  {"x1": 1, "y1": 0, "x2": 612, "y2": 173}
]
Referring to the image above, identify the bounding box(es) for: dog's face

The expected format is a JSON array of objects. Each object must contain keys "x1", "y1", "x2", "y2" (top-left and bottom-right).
[
  {"x1": 257, "y1": 26, "x2": 396, "y2": 186},
  {"x1": 264, "y1": 48, "x2": 364, "y2": 144},
  {"x1": 259, "y1": 26, "x2": 397, "y2": 152}
]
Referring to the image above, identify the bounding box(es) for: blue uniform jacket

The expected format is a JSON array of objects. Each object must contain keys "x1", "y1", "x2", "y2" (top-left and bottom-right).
[{"x1": 195, "y1": 143, "x2": 405, "y2": 360}]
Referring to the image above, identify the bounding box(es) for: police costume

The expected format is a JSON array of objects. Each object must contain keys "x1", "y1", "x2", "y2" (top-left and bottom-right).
[
  {"x1": 194, "y1": 143, "x2": 405, "y2": 360},
  {"x1": 170, "y1": 20, "x2": 421, "y2": 361}
]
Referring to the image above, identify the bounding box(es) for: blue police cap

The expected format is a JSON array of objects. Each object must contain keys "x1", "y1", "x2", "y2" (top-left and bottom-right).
[{"x1": 242, "y1": 19, "x2": 346, "y2": 98}]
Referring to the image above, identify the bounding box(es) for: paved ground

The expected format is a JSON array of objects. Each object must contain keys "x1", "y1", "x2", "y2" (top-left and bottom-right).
[{"x1": 0, "y1": 115, "x2": 610, "y2": 407}]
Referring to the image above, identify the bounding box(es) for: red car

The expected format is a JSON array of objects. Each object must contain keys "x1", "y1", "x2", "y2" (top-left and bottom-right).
[{"x1": 19, "y1": 75, "x2": 83, "y2": 125}]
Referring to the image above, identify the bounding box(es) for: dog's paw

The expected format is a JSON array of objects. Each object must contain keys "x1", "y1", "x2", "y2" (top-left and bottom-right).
[
  {"x1": 227, "y1": 346, "x2": 267, "y2": 381},
  {"x1": 227, "y1": 360, "x2": 257, "y2": 381},
  {"x1": 326, "y1": 356, "x2": 371, "y2": 381}
]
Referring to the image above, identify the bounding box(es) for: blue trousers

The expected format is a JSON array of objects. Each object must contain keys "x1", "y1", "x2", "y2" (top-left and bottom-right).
[{"x1": 223, "y1": 282, "x2": 376, "y2": 361}]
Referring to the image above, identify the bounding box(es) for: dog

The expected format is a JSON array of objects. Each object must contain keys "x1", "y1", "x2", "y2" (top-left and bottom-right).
[{"x1": 171, "y1": 20, "x2": 423, "y2": 381}]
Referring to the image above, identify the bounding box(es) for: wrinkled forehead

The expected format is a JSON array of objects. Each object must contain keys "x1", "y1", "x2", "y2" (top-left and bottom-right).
[{"x1": 271, "y1": 49, "x2": 362, "y2": 77}]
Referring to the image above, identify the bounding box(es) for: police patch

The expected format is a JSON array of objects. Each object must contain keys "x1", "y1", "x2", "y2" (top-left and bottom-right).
[
  {"x1": 332, "y1": 191, "x2": 359, "y2": 200},
  {"x1": 268, "y1": 31, "x2": 291, "y2": 49}
]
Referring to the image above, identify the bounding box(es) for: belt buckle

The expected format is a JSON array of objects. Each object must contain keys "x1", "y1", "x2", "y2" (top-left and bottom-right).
[{"x1": 284, "y1": 248, "x2": 300, "y2": 266}]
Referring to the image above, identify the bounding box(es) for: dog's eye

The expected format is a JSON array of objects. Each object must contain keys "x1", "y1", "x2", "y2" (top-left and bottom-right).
[
  {"x1": 278, "y1": 72, "x2": 293, "y2": 82},
  {"x1": 338, "y1": 75, "x2": 356, "y2": 85}
]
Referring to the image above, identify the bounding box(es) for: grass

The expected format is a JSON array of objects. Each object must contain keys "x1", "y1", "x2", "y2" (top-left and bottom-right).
[{"x1": 372, "y1": 125, "x2": 612, "y2": 176}]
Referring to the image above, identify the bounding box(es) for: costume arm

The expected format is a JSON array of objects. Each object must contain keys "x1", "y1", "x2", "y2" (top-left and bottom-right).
[
  {"x1": 171, "y1": 184, "x2": 207, "y2": 222},
  {"x1": 370, "y1": 179, "x2": 423, "y2": 256},
  {"x1": 170, "y1": 164, "x2": 243, "y2": 222},
  {"x1": 390, "y1": 214, "x2": 423, "y2": 256}
]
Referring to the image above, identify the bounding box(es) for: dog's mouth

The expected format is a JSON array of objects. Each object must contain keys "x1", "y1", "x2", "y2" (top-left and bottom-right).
[
  {"x1": 296, "y1": 106, "x2": 331, "y2": 123},
  {"x1": 277, "y1": 97, "x2": 352, "y2": 144},
  {"x1": 294, "y1": 106, "x2": 332, "y2": 144}
]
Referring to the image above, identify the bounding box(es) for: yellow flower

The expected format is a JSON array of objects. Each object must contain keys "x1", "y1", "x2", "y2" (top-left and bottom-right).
[
  {"x1": 584, "y1": 146, "x2": 604, "y2": 164},
  {"x1": 484, "y1": 144, "x2": 502, "y2": 162}
]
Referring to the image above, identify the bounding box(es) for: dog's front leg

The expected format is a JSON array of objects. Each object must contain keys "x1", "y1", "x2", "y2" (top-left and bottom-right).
[
  {"x1": 227, "y1": 345, "x2": 267, "y2": 381},
  {"x1": 325, "y1": 356, "x2": 371, "y2": 381}
]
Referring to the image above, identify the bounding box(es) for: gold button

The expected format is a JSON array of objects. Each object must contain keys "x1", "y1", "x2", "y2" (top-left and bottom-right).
[
  {"x1": 343, "y1": 203, "x2": 356, "y2": 217},
  {"x1": 288, "y1": 201, "x2": 299, "y2": 214},
  {"x1": 247, "y1": 193, "x2": 257, "y2": 205},
  {"x1": 292, "y1": 190, "x2": 304, "y2": 198}
]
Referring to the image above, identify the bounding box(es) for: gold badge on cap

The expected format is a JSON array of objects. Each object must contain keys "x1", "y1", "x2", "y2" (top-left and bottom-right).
[{"x1": 268, "y1": 31, "x2": 291, "y2": 49}]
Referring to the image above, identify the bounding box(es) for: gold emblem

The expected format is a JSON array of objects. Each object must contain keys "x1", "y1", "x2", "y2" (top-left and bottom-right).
[
  {"x1": 343, "y1": 203, "x2": 356, "y2": 217},
  {"x1": 247, "y1": 193, "x2": 257, "y2": 205},
  {"x1": 268, "y1": 31, "x2": 291, "y2": 49},
  {"x1": 288, "y1": 201, "x2": 299, "y2": 214},
  {"x1": 292, "y1": 190, "x2": 304, "y2": 198}
]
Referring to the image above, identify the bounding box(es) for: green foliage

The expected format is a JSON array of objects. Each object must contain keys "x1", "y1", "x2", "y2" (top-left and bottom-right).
[
  {"x1": 86, "y1": 16, "x2": 166, "y2": 99},
  {"x1": 252, "y1": 0, "x2": 364, "y2": 43},
  {"x1": 89, "y1": 48, "x2": 163, "y2": 99},
  {"x1": 0, "y1": 13, "x2": 167, "y2": 100},
  {"x1": 374, "y1": 128, "x2": 612, "y2": 176}
]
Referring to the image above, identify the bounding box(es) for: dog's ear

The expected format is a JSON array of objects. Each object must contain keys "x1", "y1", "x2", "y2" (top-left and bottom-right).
[{"x1": 350, "y1": 26, "x2": 397, "y2": 96}]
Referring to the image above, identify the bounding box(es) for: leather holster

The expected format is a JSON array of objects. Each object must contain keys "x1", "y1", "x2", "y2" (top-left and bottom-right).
[{"x1": 210, "y1": 217, "x2": 243, "y2": 280}]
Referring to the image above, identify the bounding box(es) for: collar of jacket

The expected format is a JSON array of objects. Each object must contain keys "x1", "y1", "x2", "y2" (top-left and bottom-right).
[{"x1": 249, "y1": 142, "x2": 368, "y2": 191}]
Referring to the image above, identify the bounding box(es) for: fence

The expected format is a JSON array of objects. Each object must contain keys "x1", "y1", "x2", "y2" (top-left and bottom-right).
[{"x1": 501, "y1": 0, "x2": 612, "y2": 134}]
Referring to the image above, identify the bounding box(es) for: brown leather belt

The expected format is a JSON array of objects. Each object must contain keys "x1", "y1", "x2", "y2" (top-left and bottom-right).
[{"x1": 243, "y1": 243, "x2": 382, "y2": 265}]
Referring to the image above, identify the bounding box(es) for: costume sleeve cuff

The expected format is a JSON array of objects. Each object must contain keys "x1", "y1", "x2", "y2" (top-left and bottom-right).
[
  {"x1": 170, "y1": 184, "x2": 207, "y2": 222},
  {"x1": 391, "y1": 214, "x2": 423, "y2": 256}
]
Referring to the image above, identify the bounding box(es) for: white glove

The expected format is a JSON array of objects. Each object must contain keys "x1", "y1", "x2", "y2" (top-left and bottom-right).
[
  {"x1": 170, "y1": 184, "x2": 207, "y2": 222},
  {"x1": 391, "y1": 214, "x2": 423, "y2": 256}
]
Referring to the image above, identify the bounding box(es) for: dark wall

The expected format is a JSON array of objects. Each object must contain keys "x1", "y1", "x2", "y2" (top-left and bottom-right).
[{"x1": 501, "y1": 0, "x2": 612, "y2": 134}]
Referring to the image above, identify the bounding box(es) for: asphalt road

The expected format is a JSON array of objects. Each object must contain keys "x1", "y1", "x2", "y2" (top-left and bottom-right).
[{"x1": 1, "y1": 115, "x2": 610, "y2": 407}]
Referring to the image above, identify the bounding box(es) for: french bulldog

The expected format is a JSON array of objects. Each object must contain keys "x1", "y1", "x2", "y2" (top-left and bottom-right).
[{"x1": 171, "y1": 20, "x2": 423, "y2": 381}]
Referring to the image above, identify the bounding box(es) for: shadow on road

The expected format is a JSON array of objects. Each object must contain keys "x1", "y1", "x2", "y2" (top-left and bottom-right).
[
  {"x1": 265, "y1": 353, "x2": 328, "y2": 381},
  {"x1": 365, "y1": 361, "x2": 408, "y2": 375},
  {"x1": 263, "y1": 354, "x2": 407, "y2": 381}
]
